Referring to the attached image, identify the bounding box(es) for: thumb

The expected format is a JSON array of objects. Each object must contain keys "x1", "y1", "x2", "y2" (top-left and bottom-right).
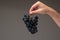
[{"x1": 30, "y1": 8, "x2": 44, "y2": 14}]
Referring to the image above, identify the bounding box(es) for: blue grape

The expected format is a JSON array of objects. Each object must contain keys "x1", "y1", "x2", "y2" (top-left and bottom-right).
[{"x1": 23, "y1": 13, "x2": 38, "y2": 34}]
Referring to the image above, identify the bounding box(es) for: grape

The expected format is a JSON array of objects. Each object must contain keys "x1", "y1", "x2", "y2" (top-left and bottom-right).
[
  {"x1": 35, "y1": 16, "x2": 38, "y2": 19},
  {"x1": 24, "y1": 13, "x2": 30, "y2": 19},
  {"x1": 28, "y1": 26, "x2": 38, "y2": 34},
  {"x1": 23, "y1": 13, "x2": 38, "y2": 34}
]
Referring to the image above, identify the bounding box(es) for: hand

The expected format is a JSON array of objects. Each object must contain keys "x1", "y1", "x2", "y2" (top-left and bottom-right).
[
  {"x1": 29, "y1": 1, "x2": 60, "y2": 27},
  {"x1": 29, "y1": 1, "x2": 54, "y2": 15}
]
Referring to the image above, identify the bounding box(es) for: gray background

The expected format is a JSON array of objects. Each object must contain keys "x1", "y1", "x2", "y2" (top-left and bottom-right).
[{"x1": 0, "y1": 0, "x2": 60, "y2": 40}]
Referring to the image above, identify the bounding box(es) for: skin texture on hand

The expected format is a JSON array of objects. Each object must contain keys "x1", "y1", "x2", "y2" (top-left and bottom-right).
[
  {"x1": 29, "y1": 1, "x2": 60, "y2": 28},
  {"x1": 29, "y1": 1, "x2": 51, "y2": 14}
]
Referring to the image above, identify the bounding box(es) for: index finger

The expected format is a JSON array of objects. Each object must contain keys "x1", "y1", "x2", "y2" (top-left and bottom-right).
[{"x1": 29, "y1": 1, "x2": 40, "y2": 14}]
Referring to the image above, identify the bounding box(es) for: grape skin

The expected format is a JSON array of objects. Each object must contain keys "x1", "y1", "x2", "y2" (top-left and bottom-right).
[{"x1": 23, "y1": 14, "x2": 38, "y2": 34}]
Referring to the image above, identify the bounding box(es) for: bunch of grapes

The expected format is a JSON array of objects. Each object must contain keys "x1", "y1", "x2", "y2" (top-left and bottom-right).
[{"x1": 23, "y1": 13, "x2": 38, "y2": 34}]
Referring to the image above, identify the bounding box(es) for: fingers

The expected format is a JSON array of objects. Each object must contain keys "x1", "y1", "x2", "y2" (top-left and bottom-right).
[
  {"x1": 29, "y1": 1, "x2": 48, "y2": 14},
  {"x1": 30, "y1": 8, "x2": 44, "y2": 14},
  {"x1": 29, "y1": 1, "x2": 40, "y2": 14}
]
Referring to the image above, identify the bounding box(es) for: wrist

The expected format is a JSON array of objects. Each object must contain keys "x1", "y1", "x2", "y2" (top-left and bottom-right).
[
  {"x1": 47, "y1": 8, "x2": 60, "y2": 27},
  {"x1": 47, "y1": 8, "x2": 58, "y2": 16}
]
